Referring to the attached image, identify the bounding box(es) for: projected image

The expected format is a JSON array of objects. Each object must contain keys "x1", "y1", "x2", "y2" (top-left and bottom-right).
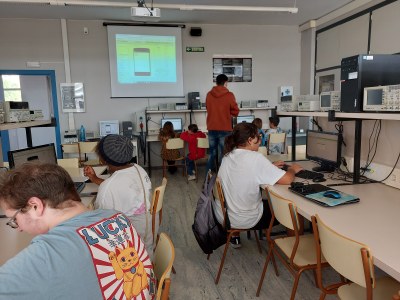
[{"x1": 116, "y1": 34, "x2": 176, "y2": 84}]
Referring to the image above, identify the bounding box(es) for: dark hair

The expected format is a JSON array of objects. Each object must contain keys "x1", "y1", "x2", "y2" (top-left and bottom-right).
[
  {"x1": 252, "y1": 118, "x2": 263, "y2": 129},
  {"x1": 224, "y1": 123, "x2": 259, "y2": 155},
  {"x1": 161, "y1": 121, "x2": 175, "y2": 138},
  {"x1": 216, "y1": 74, "x2": 228, "y2": 86},
  {"x1": 0, "y1": 163, "x2": 81, "y2": 210},
  {"x1": 188, "y1": 124, "x2": 198, "y2": 133},
  {"x1": 269, "y1": 116, "x2": 280, "y2": 127}
]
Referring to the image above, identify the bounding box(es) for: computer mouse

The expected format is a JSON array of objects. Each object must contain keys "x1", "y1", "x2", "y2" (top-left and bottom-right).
[
  {"x1": 323, "y1": 190, "x2": 342, "y2": 199},
  {"x1": 312, "y1": 177, "x2": 326, "y2": 183}
]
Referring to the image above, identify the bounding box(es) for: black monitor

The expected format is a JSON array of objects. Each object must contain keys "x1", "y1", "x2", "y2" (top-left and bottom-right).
[
  {"x1": 233, "y1": 115, "x2": 255, "y2": 126},
  {"x1": 161, "y1": 118, "x2": 183, "y2": 132},
  {"x1": 8, "y1": 143, "x2": 57, "y2": 169},
  {"x1": 306, "y1": 130, "x2": 342, "y2": 172}
]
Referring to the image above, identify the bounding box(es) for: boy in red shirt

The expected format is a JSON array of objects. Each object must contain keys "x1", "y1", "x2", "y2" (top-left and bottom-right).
[{"x1": 180, "y1": 124, "x2": 206, "y2": 180}]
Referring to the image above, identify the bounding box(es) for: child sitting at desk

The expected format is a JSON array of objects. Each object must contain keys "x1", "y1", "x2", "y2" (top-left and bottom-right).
[
  {"x1": 265, "y1": 116, "x2": 285, "y2": 154},
  {"x1": 180, "y1": 124, "x2": 206, "y2": 181},
  {"x1": 252, "y1": 118, "x2": 266, "y2": 146},
  {"x1": 159, "y1": 121, "x2": 180, "y2": 174}
]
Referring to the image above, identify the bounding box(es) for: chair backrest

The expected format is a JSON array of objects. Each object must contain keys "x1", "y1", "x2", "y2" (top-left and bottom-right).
[
  {"x1": 268, "y1": 132, "x2": 286, "y2": 154},
  {"x1": 197, "y1": 137, "x2": 209, "y2": 149},
  {"x1": 78, "y1": 141, "x2": 98, "y2": 154},
  {"x1": 166, "y1": 138, "x2": 184, "y2": 150},
  {"x1": 267, "y1": 189, "x2": 299, "y2": 231},
  {"x1": 287, "y1": 144, "x2": 306, "y2": 155},
  {"x1": 62, "y1": 143, "x2": 80, "y2": 155},
  {"x1": 153, "y1": 232, "x2": 175, "y2": 300},
  {"x1": 151, "y1": 177, "x2": 168, "y2": 244},
  {"x1": 313, "y1": 214, "x2": 375, "y2": 289},
  {"x1": 57, "y1": 158, "x2": 80, "y2": 169}
]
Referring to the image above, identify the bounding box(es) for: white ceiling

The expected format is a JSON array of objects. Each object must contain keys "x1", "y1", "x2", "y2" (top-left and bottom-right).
[{"x1": 0, "y1": 0, "x2": 363, "y2": 26}]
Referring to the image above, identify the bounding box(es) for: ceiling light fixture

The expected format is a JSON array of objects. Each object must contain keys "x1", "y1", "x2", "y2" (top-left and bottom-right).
[{"x1": 177, "y1": 5, "x2": 298, "y2": 14}]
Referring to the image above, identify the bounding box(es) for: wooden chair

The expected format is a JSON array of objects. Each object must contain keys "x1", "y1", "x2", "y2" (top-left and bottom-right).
[
  {"x1": 162, "y1": 138, "x2": 187, "y2": 181},
  {"x1": 312, "y1": 214, "x2": 400, "y2": 300},
  {"x1": 393, "y1": 290, "x2": 400, "y2": 300},
  {"x1": 193, "y1": 137, "x2": 209, "y2": 182},
  {"x1": 57, "y1": 158, "x2": 80, "y2": 169},
  {"x1": 150, "y1": 177, "x2": 167, "y2": 247},
  {"x1": 210, "y1": 176, "x2": 263, "y2": 284},
  {"x1": 257, "y1": 188, "x2": 328, "y2": 299},
  {"x1": 267, "y1": 132, "x2": 286, "y2": 154},
  {"x1": 78, "y1": 141, "x2": 100, "y2": 166},
  {"x1": 61, "y1": 143, "x2": 80, "y2": 159},
  {"x1": 257, "y1": 146, "x2": 268, "y2": 157},
  {"x1": 153, "y1": 232, "x2": 175, "y2": 300}
]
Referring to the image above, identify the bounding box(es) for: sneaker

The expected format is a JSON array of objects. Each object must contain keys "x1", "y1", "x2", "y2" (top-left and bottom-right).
[
  {"x1": 188, "y1": 175, "x2": 196, "y2": 181},
  {"x1": 230, "y1": 236, "x2": 242, "y2": 249}
]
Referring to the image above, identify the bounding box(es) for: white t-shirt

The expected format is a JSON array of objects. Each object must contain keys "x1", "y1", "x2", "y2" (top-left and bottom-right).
[{"x1": 213, "y1": 149, "x2": 285, "y2": 229}]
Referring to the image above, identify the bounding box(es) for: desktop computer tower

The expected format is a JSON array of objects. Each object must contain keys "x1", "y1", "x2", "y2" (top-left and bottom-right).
[
  {"x1": 122, "y1": 121, "x2": 133, "y2": 138},
  {"x1": 340, "y1": 54, "x2": 400, "y2": 112},
  {"x1": 188, "y1": 92, "x2": 200, "y2": 109}
]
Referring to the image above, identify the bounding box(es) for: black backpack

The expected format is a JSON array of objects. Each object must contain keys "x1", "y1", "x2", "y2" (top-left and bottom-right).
[{"x1": 192, "y1": 173, "x2": 227, "y2": 255}]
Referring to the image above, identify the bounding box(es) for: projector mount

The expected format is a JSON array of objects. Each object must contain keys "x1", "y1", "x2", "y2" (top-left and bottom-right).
[{"x1": 137, "y1": 0, "x2": 154, "y2": 16}]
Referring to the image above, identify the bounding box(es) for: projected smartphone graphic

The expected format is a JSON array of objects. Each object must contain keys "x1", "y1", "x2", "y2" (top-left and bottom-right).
[{"x1": 133, "y1": 48, "x2": 151, "y2": 76}]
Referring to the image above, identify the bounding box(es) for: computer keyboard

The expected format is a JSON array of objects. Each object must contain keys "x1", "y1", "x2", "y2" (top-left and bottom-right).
[
  {"x1": 295, "y1": 169, "x2": 324, "y2": 180},
  {"x1": 74, "y1": 181, "x2": 86, "y2": 193}
]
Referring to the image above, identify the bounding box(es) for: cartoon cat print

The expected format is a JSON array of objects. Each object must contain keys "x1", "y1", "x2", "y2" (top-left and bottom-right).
[{"x1": 109, "y1": 240, "x2": 148, "y2": 299}]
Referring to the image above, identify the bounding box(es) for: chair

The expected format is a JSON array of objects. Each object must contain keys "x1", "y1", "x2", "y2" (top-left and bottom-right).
[
  {"x1": 193, "y1": 137, "x2": 209, "y2": 182},
  {"x1": 78, "y1": 141, "x2": 100, "y2": 166},
  {"x1": 257, "y1": 146, "x2": 269, "y2": 157},
  {"x1": 267, "y1": 132, "x2": 286, "y2": 154},
  {"x1": 394, "y1": 290, "x2": 400, "y2": 300},
  {"x1": 162, "y1": 138, "x2": 187, "y2": 181},
  {"x1": 257, "y1": 188, "x2": 327, "y2": 299},
  {"x1": 311, "y1": 214, "x2": 400, "y2": 300},
  {"x1": 153, "y1": 232, "x2": 175, "y2": 300},
  {"x1": 210, "y1": 176, "x2": 263, "y2": 284},
  {"x1": 150, "y1": 177, "x2": 168, "y2": 247},
  {"x1": 61, "y1": 143, "x2": 80, "y2": 159},
  {"x1": 57, "y1": 158, "x2": 80, "y2": 169}
]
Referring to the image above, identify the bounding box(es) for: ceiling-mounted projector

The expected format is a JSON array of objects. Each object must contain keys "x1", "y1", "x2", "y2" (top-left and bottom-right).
[{"x1": 131, "y1": 7, "x2": 161, "y2": 18}]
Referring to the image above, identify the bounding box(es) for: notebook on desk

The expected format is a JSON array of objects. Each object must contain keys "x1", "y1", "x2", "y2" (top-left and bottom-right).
[{"x1": 289, "y1": 183, "x2": 360, "y2": 207}]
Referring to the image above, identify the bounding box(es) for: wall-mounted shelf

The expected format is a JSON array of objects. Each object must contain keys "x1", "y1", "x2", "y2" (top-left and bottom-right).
[
  {"x1": 0, "y1": 120, "x2": 52, "y2": 131},
  {"x1": 277, "y1": 111, "x2": 400, "y2": 121}
]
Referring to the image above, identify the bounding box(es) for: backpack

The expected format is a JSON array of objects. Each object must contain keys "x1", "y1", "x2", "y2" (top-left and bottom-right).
[{"x1": 192, "y1": 173, "x2": 227, "y2": 255}]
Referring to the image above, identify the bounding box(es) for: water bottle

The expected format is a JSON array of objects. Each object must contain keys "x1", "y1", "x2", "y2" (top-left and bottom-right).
[{"x1": 79, "y1": 125, "x2": 86, "y2": 142}]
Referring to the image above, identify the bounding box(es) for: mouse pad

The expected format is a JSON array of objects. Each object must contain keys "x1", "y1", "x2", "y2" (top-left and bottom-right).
[{"x1": 305, "y1": 190, "x2": 360, "y2": 207}]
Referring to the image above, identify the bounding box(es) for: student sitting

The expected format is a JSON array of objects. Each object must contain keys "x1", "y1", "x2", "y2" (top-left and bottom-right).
[
  {"x1": 159, "y1": 121, "x2": 180, "y2": 174},
  {"x1": 252, "y1": 118, "x2": 266, "y2": 146},
  {"x1": 180, "y1": 124, "x2": 207, "y2": 181},
  {"x1": 265, "y1": 116, "x2": 285, "y2": 154},
  {"x1": 213, "y1": 123, "x2": 302, "y2": 248}
]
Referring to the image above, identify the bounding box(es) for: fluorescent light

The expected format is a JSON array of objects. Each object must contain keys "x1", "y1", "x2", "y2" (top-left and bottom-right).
[{"x1": 178, "y1": 5, "x2": 298, "y2": 14}]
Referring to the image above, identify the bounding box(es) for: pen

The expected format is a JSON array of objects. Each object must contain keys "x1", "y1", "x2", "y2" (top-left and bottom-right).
[{"x1": 327, "y1": 183, "x2": 353, "y2": 187}]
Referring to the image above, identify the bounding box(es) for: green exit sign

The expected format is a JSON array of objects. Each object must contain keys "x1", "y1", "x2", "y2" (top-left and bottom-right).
[{"x1": 186, "y1": 47, "x2": 204, "y2": 52}]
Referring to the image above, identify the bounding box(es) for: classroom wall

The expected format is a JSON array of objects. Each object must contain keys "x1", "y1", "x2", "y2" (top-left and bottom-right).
[{"x1": 0, "y1": 19, "x2": 301, "y2": 166}]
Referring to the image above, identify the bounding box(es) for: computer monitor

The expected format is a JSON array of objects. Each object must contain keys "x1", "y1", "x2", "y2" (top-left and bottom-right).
[
  {"x1": 306, "y1": 130, "x2": 342, "y2": 172},
  {"x1": 236, "y1": 115, "x2": 255, "y2": 124},
  {"x1": 161, "y1": 118, "x2": 183, "y2": 132},
  {"x1": 99, "y1": 120, "x2": 119, "y2": 137},
  {"x1": 8, "y1": 143, "x2": 57, "y2": 169}
]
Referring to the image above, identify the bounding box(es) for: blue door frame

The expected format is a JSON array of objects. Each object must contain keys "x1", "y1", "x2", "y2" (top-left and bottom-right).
[{"x1": 0, "y1": 70, "x2": 62, "y2": 161}]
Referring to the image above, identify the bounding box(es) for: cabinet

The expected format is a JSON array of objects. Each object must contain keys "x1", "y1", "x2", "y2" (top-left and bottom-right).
[{"x1": 277, "y1": 110, "x2": 400, "y2": 183}]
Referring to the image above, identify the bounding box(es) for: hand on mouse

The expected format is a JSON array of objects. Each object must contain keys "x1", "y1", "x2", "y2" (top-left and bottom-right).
[{"x1": 288, "y1": 163, "x2": 303, "y2": 174}]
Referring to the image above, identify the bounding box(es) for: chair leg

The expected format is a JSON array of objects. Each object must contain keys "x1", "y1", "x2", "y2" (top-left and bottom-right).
[
  {"x1": 252, "y1": 230, "x2": 262, "y2": 254},
  {"x1": 172, "y1": 266, "x2": 176, "y2": 274},
  {"x1": 290, "y1": 270, "x2": 305, "y2": 300},
  {"x1": 312, "y1": 269, "x2": 318, "y2": 288},
  {"x1": 270, "y1": 250, "x2": 279, "y2": 276},
  {"x1": 215, "y1": 233, "x2": 234, "y2": 284},
  {"x1": 207, "y1": 254, "x2": 211, "y2": 260},
  {"x1": 256, "y1": 246, "x2": 273, "y2": 297},
  {"x1": 162, "y1": 161, "x2": 166, "y2": 178},
  {"x1": 319, "y1": 292, "x2": 327, "y2": 300}
]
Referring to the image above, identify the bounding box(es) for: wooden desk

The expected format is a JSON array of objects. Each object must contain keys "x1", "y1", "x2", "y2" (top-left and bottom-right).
[
  {"x1": 64, "y1": 165, "x2": 107, "y2": 182},
  {"x1": 267, "y1": 153, "x2": 306, "y2": 162},
  {"x1": 268, "y1": 161, "x2": 400, "y2": 282}
]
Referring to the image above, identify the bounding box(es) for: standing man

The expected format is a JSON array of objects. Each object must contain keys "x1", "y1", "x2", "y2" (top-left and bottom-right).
[{"x1": 206, "y1": 74, "x2": 240, "y2": 173}]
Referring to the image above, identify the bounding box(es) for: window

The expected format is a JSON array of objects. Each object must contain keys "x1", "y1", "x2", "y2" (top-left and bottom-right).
[{"x1": 2, "y1": 75, "x2": 22, "y2": 101}]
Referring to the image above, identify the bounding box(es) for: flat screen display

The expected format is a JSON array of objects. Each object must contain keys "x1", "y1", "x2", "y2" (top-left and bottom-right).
[
  {"x1": 366, "y1": 89, "x2": 383, "y2": 105},
  {"x1": 320, "y1": 94, "x2": 331, "y2": 108},
  {"x1": 99, "y1": 120, "x2": 119, "y2": 137},
  {"x1": 236, "y1": 115, "x2": 255, "y2": 124},
  {"x1": 161, "y1": 118, "x2": 182, "y2": 132},
  {"x1": 8, "y1": 143, "x2": 57, "y2": 169}
]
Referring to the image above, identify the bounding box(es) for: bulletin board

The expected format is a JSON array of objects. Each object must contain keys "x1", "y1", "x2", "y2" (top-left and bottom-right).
[{"x1": 213, "y1": 55, "x2": 252, "y2": 82}]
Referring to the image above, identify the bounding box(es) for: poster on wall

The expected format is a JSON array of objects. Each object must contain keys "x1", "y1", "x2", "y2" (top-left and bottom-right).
[
  {"x1": 318, "y1": 74, "x2": 335, "y2": 94},
  {"x1": 60, "y1": 83, "x2": 85, "y2": 113},
  {"x1": 213, "y1": 55, "x2": 252, "y2": 82}
]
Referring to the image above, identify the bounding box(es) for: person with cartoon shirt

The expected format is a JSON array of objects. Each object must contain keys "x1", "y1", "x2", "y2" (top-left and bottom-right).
[{"x1": 0, "y1": 163, "x2": 155, "y2": 299}]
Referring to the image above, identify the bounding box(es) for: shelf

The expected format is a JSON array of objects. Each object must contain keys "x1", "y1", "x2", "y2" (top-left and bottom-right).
[
  {"x1": 0, "y1": 120, "x2": 52, "y2": 131},
  {"x1": 277, "y1": 111, "x2": 400, "y2": 121},
  {"x1": 146, "y1": 107, "x2": 273, "y2": 114},
  {"x1": 239, "y1": 107, "x2": 274, "y2": 111}
]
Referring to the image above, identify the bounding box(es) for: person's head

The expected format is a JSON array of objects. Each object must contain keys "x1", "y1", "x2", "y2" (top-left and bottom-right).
[
  {"x1": 269, "y1": 116, "x2": 280, "y2": 128},
  {"x1": 252, "y1": 118, "x2": 263, "y2": 130},
  {"x1": 216, "y1": 74, "x2": 229, "y2": 86},
  {"x1": 0, "y1": 163, "x2": 81, "y2": 234},
  {"x1": 96, "y1": 134, "x2": 133, "y2": 168},
  {"x1": 188, "y1": 124, "x2": 198, "y2": 133},
  {"x1": 162, "y1": 121, "x2": 175, "y2": 137},
  {"x1": 224, "y1": 122, "x2": 260, "y2": 154}
]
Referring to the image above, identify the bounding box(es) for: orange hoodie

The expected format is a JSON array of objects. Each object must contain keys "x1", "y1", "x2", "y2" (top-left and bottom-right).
[{"x1": 206, "y1": 86, "x2": 240, "y2": 131}]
